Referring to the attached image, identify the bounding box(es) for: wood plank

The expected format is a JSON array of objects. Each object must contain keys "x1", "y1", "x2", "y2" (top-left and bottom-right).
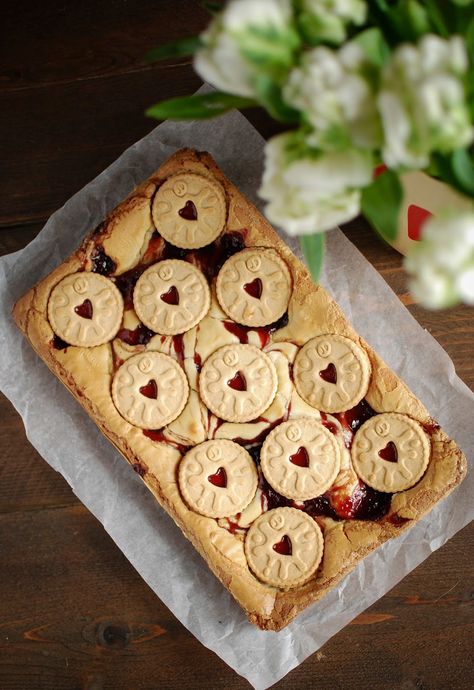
[
  {"x1": 1, "y1": 0, "x2": 208, "y2": 90},
  {"x1": 0, "y1": 67, "x2": 203, "y2": 226},
  {"x1": 0, "y1": 505, "x2": 471, "y2": 689}
]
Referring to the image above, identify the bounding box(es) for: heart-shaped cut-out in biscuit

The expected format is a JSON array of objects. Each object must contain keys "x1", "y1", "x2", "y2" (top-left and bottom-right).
[
  {"x1": 208, "y1": 467, "x2": 227, "y2": 488},
  {"x1": 227, "y1": 371, "x2": 247, "y2": 391},
  {"x1": 178, "y1": 200, "x2": 198, "y2": 221},
  {"x1": 243, "y1": 277, "x2": 263, "y2": 299},
  {"x1": 319, "y1": 362, "x2": 337, "y2": 384},
  {"x1": 139, "y1": 379, "x2": 158, "y2": 400},
  {"x1": 378, "y1": 441, "x2": 398, "y2": 463},
  {"x1": 272, "y1": 535, "x2": 292, "y2": 556},
  {"x1": 160, "y1": 285, "x2": 180, "y2": 305},
  {"x1": 74, "y1": 298, "x2": 93, "y2": 320},
  {"x1": 289, "y1": 446, "x2": 310, "y2": 468}
]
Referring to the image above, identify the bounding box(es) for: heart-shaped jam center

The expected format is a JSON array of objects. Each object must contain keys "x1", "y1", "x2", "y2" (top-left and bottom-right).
[
  {"x1": 378, "y1": 441, "x2": 398, "y2": 463},
  {"x1": 243, "y1": 277, "x2": 263, "y2": 299},
  {"x1": 139, "y1": 379, "x2": 158, "y2": 399},
  {"x1": 178, "y1": 200, "x2": 198, "y2": 221},
  {"x1": 319, "y1": 362, "x2": 337, "y2": 384},
  {"x1": 208, "y1": 467, "x2": 227, "y2": 488},
  {"x1": 160, "y1": 285, "x2": 179, "y2": 305},
  {"x1": 272, "y1": 535, "x2": 292, "y2": 556},
  {"x1": 227, "y1": 371, "x2": 247, "y2": 391},
  {"x1": 74, "y1": 298, "x2": 93, "y2": 320},
  {"x1": 289, "y1": 446, "x2": 310, "y2": 468}
]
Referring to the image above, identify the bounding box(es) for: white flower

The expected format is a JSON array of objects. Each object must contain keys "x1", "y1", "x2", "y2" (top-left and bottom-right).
[
  {"x1": 405, "y1": 212, "x2": 474, "y2": 309},
  {"x1": 194, "y1": 0, "x2": 298, "y2": 98},
  {"x1": 378, "y1": 35, "x2": 473, "y2": 169},
  {"x1": 283, "y1": 42, "x2": 381, "y2": 150},
  {"x1": 259, "y1": 131, "x2": 373, "y2": 235},
  {"x1": 296, "y1": 0, "x2": 367, "y2": 45}
]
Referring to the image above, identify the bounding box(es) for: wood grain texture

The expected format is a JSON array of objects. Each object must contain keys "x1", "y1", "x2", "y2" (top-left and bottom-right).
[{"x1": 0, "y1": 1, "x2": 472, "y2": 688}]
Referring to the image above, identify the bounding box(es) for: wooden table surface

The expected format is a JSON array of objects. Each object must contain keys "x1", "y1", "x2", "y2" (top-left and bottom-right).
[{"x1": 1, "y1": 2, "x2": 473, "y2": 688}]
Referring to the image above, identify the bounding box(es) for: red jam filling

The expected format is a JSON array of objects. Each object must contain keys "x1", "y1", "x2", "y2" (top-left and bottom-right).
[
  {"x1": 139, "y1": 379, "x2": 158, "y2": 399},
  {"x1": 208, "y1": 467, "x2": 227, "y2": 488},
  {"x1": 319, "y1": 362, "x2": 337, "y2": 384},
  {"x1": 91, "y1": 247, "x2": 117, "y2": 276},
  {"x1": 178, "y1": 200, "x2": 198, "y2": 221},
  {"x1": 52, "y1": 335, "x2": 69, "y2": 350},
  {"x1": 160, "y1": 285, "x2": 179, "y2": 305},
  {"x1": 243, "y1": 277, "x2": 263, "y2": 299},
  {"x1": 379, "y1": 441, "x2": 398, "y2": 462},
  {"x1": 273, "y1": 535, "x2": 292, "y2": 556},
  {"x1": 117, "y1": 324, "x2": 154, "y2": 346},
  {"x1": 227, "y1": 371, "x2": 247, "y2": 391},
  {"x1": 289, "y1": 446, "x2": 309, "y2": 468},
  {"x1": 74, "y1": 298, "x2": 93, "y2": 320}
]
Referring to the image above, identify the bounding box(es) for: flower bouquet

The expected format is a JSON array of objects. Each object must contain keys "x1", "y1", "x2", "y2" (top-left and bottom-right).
[{"x1": 146, "y1": 0, "x2": 474, "y2": 309}]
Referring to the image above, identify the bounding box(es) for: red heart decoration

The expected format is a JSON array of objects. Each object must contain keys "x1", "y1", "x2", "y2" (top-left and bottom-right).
[
  {"x1": 227, "y1": 371, "x2": 247, "y2": 391},
  {"x1": 74, "y1": 298, "x2": 93, "y2": 320},
  {"x1": 160, "y1": 285, "x2": 180, "y2": 305},
  {"x1": 178, "y1": 200, "x2": 198, "y2": 221},
  {"x1": 319, "y1": 362, "x2": 337, "y2": 384},
  {"x1": 407, "y1": 204, "x2": 432, "y2": 241},
  {"x1": 289, "y1": 446, "x2": 310, "y2": 468},
  {"x1": 208, "y1": 467, "x2": 227, "y2": 488},
  {"x1": 243, "y1": 277, "x2": 263, "y2": 299},
  {"x1": 378, "y1": 441, "x2": 398, "y2": 463},
  {"x1": 272, "y1": 535, "x2": 292, "y2": 556},
  {"x1": 139, "y1": 379, "x2": 158, "y2": 400}
]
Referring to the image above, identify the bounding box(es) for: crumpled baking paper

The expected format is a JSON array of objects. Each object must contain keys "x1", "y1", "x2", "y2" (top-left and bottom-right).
[{"x1": 0, "y1": 94, "x2": 473, "y2": 690}]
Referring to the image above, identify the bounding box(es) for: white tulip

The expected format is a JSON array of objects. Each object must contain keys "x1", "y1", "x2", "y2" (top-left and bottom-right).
[
  {"x1": 405, "y1": 213, "x2": 474, "y2": 308},
  {"x1": 194, "y1": 0, "x2": 298, "y2": 98},
  {"x1": 259, "y1": 132, "x2": 373, "y2": 235},
  {"x1": 284, "y1": 41, "x2": 381, "y2": 150},
  {"x1": 378, "y1": 35, "x2": 473, "y2": 169},
  {"x1": 297, "y1": 0, "x2": 367, "y2": 44}
]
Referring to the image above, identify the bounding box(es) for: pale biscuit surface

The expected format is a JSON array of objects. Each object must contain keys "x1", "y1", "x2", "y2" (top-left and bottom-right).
[
  {"x1": 133, "y1": 259, "x2": 210, "y2": 335},
  {"x1": 152, "y1": 172, "x2": 226, "y2": 249},
  {"x1": 48, "y1": 272, "x2": 123, "y2": 347},
  {"x1": 294, "y1": 334, "x2": 371, "y2": 413},
  {"x1": 245, "y1": 507, "x2": 324, "y2": 589},
  {"x1": 351, "y1": 413, "x2": 431, "y2": 492},
  {"x1": 179, "y1": 440, "x2": 258, "y2": 518},
  {"x1": 261, "y1": 419, "x2": 341, "y2": 500},
  {"x1": 112, "y1": 351, "x2": 189, "y2": 429},
  {"x1": 216, "y1": 247, "x2": 292, "y2": 327}
]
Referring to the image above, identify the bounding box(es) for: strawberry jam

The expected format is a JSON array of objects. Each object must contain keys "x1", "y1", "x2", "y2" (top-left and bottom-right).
[
  {"x1": 92, "y1": 247, "x2": 116, "y2": 276},
  {"x1": 273, "y1": 535, "x2": 292, "y2": 555},
  {"x1": 178, "y1": 200, "x2": 198, "y2": 221}
]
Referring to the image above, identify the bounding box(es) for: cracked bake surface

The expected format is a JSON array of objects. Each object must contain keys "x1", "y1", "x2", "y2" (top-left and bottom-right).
[{"x1": 13, "y1": 148, "x2": 467, "y2": 631}]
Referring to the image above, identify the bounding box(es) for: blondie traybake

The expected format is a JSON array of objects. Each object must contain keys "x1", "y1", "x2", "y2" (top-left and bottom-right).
[{"x1": 13, "y1": 149, "x2": 467, "y2": 630}]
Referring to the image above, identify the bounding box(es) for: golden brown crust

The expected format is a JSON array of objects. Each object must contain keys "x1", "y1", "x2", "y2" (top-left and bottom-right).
[{"x1": 12, "y1": 148, "x2": 467, "y2": 632}]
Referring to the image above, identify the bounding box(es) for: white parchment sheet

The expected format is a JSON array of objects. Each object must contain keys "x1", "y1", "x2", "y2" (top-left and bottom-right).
[{"x1": 0, "y1": 101, "x2": 473, "y2": 690}]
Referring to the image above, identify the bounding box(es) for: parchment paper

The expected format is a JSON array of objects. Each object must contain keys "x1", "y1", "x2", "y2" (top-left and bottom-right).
[{"x1": 0, "y1": 95, "x2": 473, "y2": 690}]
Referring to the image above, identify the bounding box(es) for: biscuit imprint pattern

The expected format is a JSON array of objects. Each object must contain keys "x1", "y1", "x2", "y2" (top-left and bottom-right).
[
  {"x1": 112, "y1": 352, "x2": 188, "y2": 429},
  {"x1": 294, "y1": 334, "x2": 371, "y2": 413},
  {"x1": 245, "y1": 508, "x2": 324, "y2": 588},
  {"x1": 152, "y1": 173, "x2": 226, "y2": 249},
  {"x1": 261, "y1": 419, "x2": 341, "y2": 500},
  {"x1": 216, "y1": 248, "x2": 291, "y2": 327},
  {"x1": 351, "y1": 413, "x2": 430, "y2": 492},
  {"x1": 199, "y1": 344, "x2": 278, "y2": 423},
  {"x1": 133, "y1": 260, "x2": 210, "y2": 335},
  {"x1": 48, "y1": 272, "x2": 123, "y2": 347},
  {"x1": 179, "y1": 440, "x2": 258, "y2": 518}
]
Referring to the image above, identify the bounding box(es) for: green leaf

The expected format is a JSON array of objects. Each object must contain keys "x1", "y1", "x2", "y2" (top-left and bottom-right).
[
  {"x1": 361, "y1": 169, "x2": 403, "y2": 242},
  {"x1": 254, "y1": 75, "x2": 300, "y2": 123},
  {"x1": 145, "y1": 92, "x2": 256, "y2": 121},
  {"x1": 202, "y1": 0, "x2": 224, "y2": 14},
  {"x1": 450, "y1": 149, "x2": 474, "y2": 195},
  {"x1": 353, "y1": 28, "x2": 390, "y2": 67},
  {"x1": 300, "y1": 233, "x2": 325, "y2": 283},
  {"x1": 145, "y1": 36, "x2": 202, "y2": 63}
]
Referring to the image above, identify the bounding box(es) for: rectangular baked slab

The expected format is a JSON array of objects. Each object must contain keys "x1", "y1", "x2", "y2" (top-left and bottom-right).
[{"x1": 13, "y1": 148, "x2": 467, "y2": 631}]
